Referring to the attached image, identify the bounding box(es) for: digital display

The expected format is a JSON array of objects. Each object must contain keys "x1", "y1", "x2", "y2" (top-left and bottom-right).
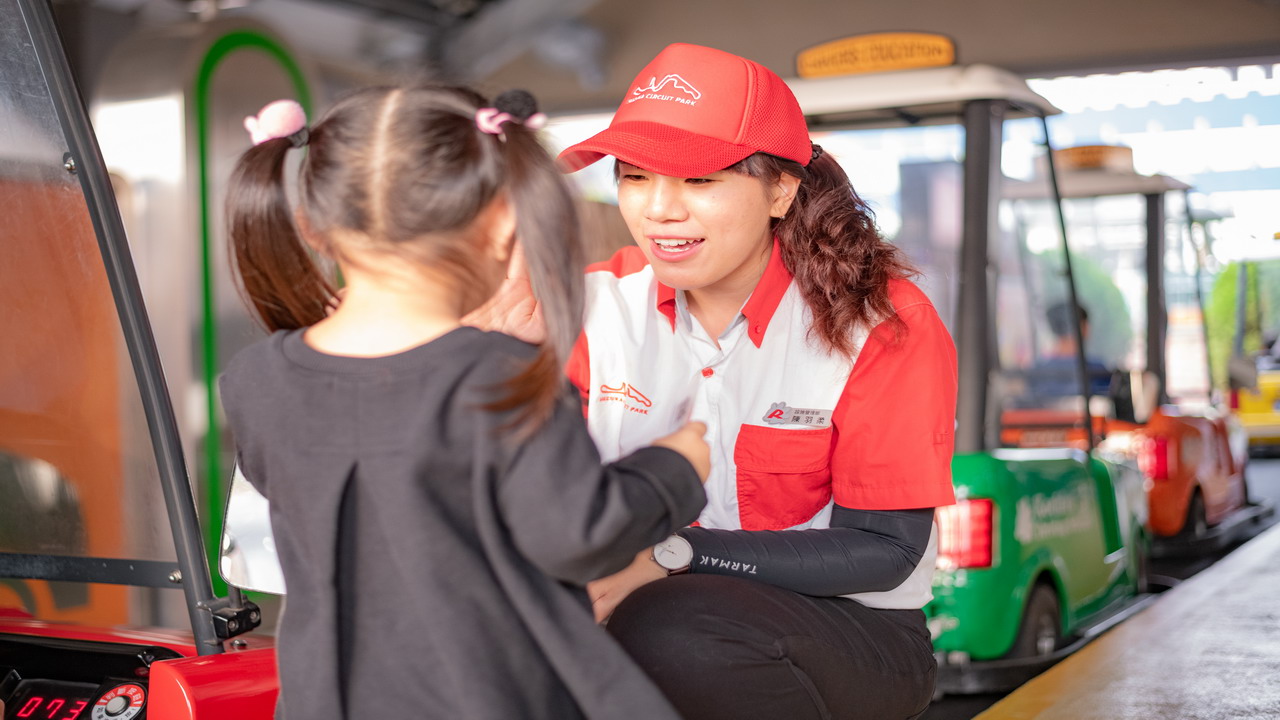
[{"x1": 4, "y1": 680, "x2": 97, "y2": 720}]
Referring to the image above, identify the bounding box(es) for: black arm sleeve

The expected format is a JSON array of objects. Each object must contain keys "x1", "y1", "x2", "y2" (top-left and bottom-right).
[{"x1": 676, "y1": 505, "x2": 934, "y2": 597}]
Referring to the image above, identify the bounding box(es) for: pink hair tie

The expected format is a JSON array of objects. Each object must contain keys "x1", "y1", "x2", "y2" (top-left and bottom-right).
[
  {"x1": 475, "y1": 89, "x2": 547, "y2": 138},
  {"x1": 244, "y1": 99, "x2": 309, "y2": 147},
  {"x1": 475, "y1": 108, "x2": 514, "y2": 135}
]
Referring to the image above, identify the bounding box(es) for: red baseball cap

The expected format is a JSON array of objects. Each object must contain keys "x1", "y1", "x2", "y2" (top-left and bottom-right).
[{"x1": 558, "y1": 43, "x2": 812, "y2": 177}]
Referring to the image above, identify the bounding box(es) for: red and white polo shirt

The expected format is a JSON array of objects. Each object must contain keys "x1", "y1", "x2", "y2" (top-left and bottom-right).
[{"x1": 567, "y1": 240, "x2": 957, "y2": 609}]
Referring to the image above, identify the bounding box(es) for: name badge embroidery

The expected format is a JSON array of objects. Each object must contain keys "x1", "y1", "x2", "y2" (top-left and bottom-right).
[{"x1": 762, "y1": 401, "x2": 832, "y2": 427}]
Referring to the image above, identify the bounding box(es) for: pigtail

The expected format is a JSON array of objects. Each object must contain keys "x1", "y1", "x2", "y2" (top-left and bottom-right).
[
  {"x1": 483, "y1": 96, "x2": 585, "y2": 431},
  {"x1": 227, "y1": 137, "x2": 336, "y2": 332},
  {"x1": 502, "y1": 125, "x2": 584, "y2": 364},
  {"x1": 736, "y1": 150, "x2": 916, "y2": 355}
]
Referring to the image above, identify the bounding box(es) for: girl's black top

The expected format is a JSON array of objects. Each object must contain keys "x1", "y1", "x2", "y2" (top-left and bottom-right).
[{"x1": 219, "y1": 327, "x2": 705, "y2": 720}]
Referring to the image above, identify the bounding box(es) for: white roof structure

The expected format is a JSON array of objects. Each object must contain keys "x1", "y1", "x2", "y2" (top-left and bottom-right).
[
  {"x1": 1006, "y1": 169, "x2": 1191, "y2": 200},
  {"x1": 787, "y1": 63, "x2": 1060, "y2": 129}
]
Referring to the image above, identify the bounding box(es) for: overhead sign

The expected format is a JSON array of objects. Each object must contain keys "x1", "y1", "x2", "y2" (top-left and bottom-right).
[
  {"x1": 796, "y1": 32, "x2": 956, "y2": 79},
  {"x1": 1055, "y1": 145, "x2": 1135, "y2": 173}
]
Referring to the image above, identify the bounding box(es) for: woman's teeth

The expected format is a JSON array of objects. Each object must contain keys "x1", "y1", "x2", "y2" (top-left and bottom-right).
[{"x1": 654, "y1": 238, "x2": 702, "y2": 252}]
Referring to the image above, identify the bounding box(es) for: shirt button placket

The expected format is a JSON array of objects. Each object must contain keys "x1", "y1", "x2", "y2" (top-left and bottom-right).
[
  {"x1": 701, "y1": 355, "x2": 728, "y2": 524},
  {"x1": 703, "y1": 354, "x2": 724, "y2": 441}
]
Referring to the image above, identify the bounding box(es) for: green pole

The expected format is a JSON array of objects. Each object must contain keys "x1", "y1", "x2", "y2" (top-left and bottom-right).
[{"x1": 194, "y1": 30, "x2": 311, "y2": 592}]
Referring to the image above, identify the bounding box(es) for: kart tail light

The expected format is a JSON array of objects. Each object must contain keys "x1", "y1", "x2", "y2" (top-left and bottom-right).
[
  {"x1": 1140, "y1": 435, "x2": 1171, "y2": 481},
  {"x1": 1229, "y1": 390, "x2": 1239, "y2": 410},
  {"x1": 937, "y1": 498, "x2": 994, "y2": 569}
]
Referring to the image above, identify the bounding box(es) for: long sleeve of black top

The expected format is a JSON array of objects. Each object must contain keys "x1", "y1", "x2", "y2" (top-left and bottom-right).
[
  {"x1": 676, "y1": 505, "x2": 934, "y2": 597},
  {"x1": 500, "y1": 434, "x2": 707, "y2": 586}
]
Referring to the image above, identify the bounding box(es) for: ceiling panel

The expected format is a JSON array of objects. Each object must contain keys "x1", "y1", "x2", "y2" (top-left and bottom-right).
[{"x1": 478, "y1": 0, "x2": 1280, "y2": 112}]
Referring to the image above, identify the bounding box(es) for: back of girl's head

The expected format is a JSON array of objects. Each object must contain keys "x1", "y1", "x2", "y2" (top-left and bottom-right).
[{"x1": 227, "y1": 84, "x2": 582, "y2": 427}]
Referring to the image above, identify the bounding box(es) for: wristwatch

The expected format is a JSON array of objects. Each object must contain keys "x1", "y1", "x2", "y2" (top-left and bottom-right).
[{"x1": 652, "y1": 534, "x2": 693, "y2": 575}]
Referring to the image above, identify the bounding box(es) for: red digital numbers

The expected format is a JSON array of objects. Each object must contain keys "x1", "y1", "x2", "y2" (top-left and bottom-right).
[{"x1": 13, "y1": 696, "x2": 88, "y2": 719}]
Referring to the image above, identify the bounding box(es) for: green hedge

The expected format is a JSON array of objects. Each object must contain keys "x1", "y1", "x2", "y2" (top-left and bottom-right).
[{"x1": 1207, "y1": 260, "x2": 1280, "y2": 387}]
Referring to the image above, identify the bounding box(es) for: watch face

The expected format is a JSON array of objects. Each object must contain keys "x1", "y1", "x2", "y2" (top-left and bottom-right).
[{"x1": 654, "y1": 536, "x2": 693, "y2": 571}]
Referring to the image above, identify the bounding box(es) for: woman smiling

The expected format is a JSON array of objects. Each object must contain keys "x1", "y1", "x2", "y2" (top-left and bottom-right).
[{"x1": 549, "y1": 43, "x2": 959, "y2": 720}]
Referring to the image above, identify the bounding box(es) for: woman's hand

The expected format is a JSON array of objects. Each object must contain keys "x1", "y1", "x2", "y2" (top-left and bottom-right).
[
  {"x1": 588, "y1": 424, "x2": 707, "y2": 623},
  {"x1": 587, "y1": 548, "x2": 667, "y2": 623},
  {"x1": 463, "y1": 243, "x2": 546, "y2": 344},
  {"x1": 652, "y1": 421, "x2": 711, "y2": 482}
]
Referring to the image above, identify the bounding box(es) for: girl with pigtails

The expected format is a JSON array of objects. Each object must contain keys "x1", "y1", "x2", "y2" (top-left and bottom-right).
[
  {"x1": 476, "y1": 44, "x2": 958, "y2": 720},
  {"x1": 219, "y1": 85, "x2": 708, "y2": 720}
]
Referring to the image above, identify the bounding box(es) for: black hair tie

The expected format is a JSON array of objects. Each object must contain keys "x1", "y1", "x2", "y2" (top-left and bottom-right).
[{"x1": 494, "y1": 90, "x2": 540, "y2": 122}]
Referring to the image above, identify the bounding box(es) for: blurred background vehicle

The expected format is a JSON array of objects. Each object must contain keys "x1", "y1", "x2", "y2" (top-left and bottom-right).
[
  {"x1": 1, "y1": 2, "x2": 276, "y2": 717},
  {"x1": 1005, "y1": 151, "x2": 1268, "y2": 554},
  {"x1": 1226, "y1": 259, "x2": 1280, "y2": 453}
]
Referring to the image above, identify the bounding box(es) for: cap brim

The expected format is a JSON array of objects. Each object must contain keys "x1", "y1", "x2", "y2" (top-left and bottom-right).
[{"x1": 558, "y1": 121, "x2": 758, "y2": 177}]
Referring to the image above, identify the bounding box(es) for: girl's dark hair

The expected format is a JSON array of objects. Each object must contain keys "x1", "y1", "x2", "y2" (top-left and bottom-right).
[
  {"x1": 728, "y1": 149, "x2": 917, "y2": 355},
  {"x1": 226, "y1": 85, "x2": 582, "y2": 429}
]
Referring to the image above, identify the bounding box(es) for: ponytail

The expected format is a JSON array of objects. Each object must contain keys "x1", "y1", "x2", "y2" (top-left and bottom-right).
[
  {"x1": 482, "y1": 120, "x2": 585, "y2": 432},
  {"x1": 226, "y1": 137, "x2": 336, "y2": 332},
  {"x1": 733, "y1": 150, "x2": 916, "y2": 355}
]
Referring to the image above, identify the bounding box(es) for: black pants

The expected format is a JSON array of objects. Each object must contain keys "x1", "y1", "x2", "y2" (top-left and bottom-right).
[{"x1": 606, "y1": 575, "x2": 936, "y2": 720}]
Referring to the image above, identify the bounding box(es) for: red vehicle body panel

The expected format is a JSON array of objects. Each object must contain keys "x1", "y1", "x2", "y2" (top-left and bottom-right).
[
  {"x1": 1001, "y1": 405, "x2": 1249, "y2": 538},
  {"x1": 0, "y1": 617, "x2": 279, "y2": 720},
  {"x1": 1130, "y1": 408, "x2": 1248, "y2": 537},
  {"x1": 150, "y1": 648, "x2": 279, "y2": 719}
]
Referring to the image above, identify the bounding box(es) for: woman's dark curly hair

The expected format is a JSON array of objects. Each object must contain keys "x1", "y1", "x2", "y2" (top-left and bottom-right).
[{"x1": 727, "y1": 149, "x2": 917, "y2": 354}]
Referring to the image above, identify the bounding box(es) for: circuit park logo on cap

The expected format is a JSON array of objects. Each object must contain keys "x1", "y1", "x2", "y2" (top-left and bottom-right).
[
  {"x1": 629, "y1": 73, "x2": 702, "y2": 106},
  {"x1": 556, "y1": 43, "x2": 812, "y2": 178}
]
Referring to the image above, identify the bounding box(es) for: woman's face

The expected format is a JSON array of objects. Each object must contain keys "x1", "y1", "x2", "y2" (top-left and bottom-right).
[{"x1": 616, "y1": 162, "x2": 797, "y2": 298}]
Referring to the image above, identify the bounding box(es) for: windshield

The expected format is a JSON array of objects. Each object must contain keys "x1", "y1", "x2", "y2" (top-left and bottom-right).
[
  {"x1": 811, "y1": 125, "x2": 962, "y2": 333},
  {"x1": 0, "y1": 0, "x2": 177, "y2": 597},
  {"x1": 1003, "y1": 171, "x2": 1214, "y2": 408},
  {"x1": 1056, "y1": 191, "x2": 1208, "y2": 404}
]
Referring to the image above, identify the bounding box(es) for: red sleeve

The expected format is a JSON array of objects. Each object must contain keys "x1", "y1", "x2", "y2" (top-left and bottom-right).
[
  {"x1": 830, "y1": 286, "x2": 957, "y2": 510},
  {"x1": 569, "y1": 247, "x2": 650, "y2": 417},
  {"x1": 586, "y1": 245, "x2": 649, "y2": 277}
]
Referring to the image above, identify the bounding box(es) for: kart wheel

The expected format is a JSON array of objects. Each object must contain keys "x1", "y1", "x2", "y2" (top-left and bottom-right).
[
  {"x1": 1132, "y1": 538, "x2": 1151, "y2": 594},
  {"x1": 1009, "y1": 585, "x2": 1061, "y2": 659},
  {"x1": 1179, "y1": 492, "x2": 1208, "y2": 540}
]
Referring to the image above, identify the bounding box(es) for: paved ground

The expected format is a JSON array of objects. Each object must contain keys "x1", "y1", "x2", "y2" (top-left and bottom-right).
[{"x1": 975, "y1": 492, "x2": 1280, "y2": 718}]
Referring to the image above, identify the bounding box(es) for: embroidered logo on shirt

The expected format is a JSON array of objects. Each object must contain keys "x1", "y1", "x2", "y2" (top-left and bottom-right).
[
  {"x1": 762, "y1": 401, "x2": 832, "y2": 427},
  {"x1": 599, "y1": 382, "x2": 652, "y2": 415}
]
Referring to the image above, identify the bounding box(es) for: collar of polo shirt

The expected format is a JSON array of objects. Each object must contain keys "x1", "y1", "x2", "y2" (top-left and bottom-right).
[{"x1": 654, "y1": 238, "x2": 793, "y2": 348}]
